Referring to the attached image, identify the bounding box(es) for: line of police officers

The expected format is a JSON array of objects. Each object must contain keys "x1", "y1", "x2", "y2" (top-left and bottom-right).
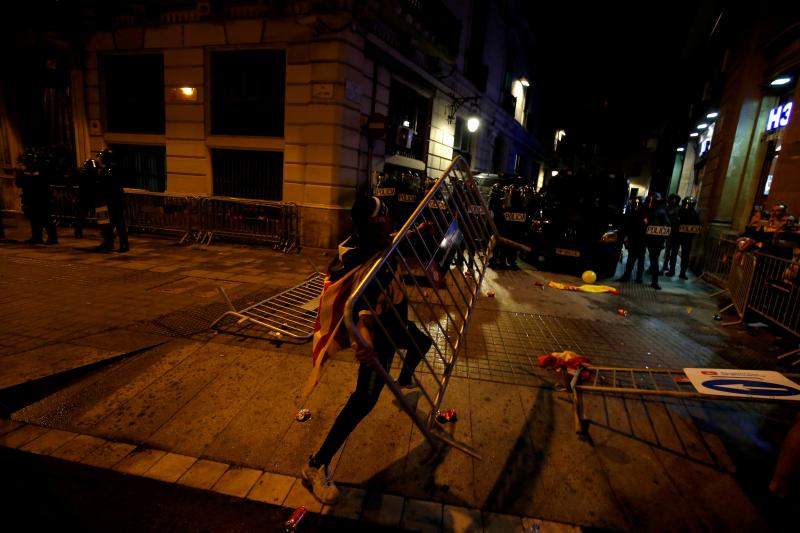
[
  {"x1": 618, "y1": 192, "x2": 701, "y2": 289},
  {"x1": 14, "y1": 148, "x2": 128, "y2": 252}
]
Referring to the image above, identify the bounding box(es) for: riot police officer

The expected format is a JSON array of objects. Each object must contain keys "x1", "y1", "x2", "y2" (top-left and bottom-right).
[
  {"x1": 71, "y1": 159, "x2": 98, "y2": 239},
  {"x1": 95, "y1": 149, "x2": 129, "y2": 252},
  {"x1": 16, "y1": 150, "x2": 58, "y2": 245},
  {"x1": 643, "y1": 192, "x2": 671, "y2": 290},
  {"x1": 618, "y1": 197, "x2": 646, "y2": 282},
  {"x1": 499, "y1": 183, "x2": 528, "y2": 269},
  {"x1": 487, "y1": 182, "x2": 506, "y2": 268},
  {"x1": 668, "y1": 196, "x2": 701, "y2": 279},
  {"x1": 661, "y1": 194, "x2": 681, "y2": 274}
]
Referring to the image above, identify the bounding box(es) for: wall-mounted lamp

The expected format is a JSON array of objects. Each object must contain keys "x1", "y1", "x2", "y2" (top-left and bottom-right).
[
  {"x1": 676, "y1": 147, "x2": 685, "y2": 152},
  {"x1": 706, "y1": 111, "x2": 719, "y2": 119},
  {"x1": 551, "y1": 170, "x2": 559, "y2": 177},
  {"x1": 770, "y1": 76, "x2": 792, "y2": 87},
  {"x1": 689, "y1": 132, "x2": 699, "y2": 138},
  {"x1": 467, "y1": 117, "x2": 480, "y2": 132},
  {"x1": 447, "y1": 94, "x2": 481, "y2": 124},
  {"x1": 696, "y1": 122, "x2": 709, "y2": 130},
  {"x1": 169, "y1": 86, "x2": 198, "y2": 102},
  {"x1": 520, "y1": 77, "x2": 530, "y2": 87}
]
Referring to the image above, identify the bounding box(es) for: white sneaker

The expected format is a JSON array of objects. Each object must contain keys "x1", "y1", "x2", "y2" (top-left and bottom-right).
[{"x1": 302, "y1": 463, "x2": 340, "y2": 504}]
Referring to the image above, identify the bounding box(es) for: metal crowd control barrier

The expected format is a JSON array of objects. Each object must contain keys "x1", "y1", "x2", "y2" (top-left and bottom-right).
[
  {"x1": 211, "y1": 272, "x2": 325, "y2": 340},
  {"x1": 124, "y1": 190, "x2": 201, "y2": 242},
  {"x1": 50, "y1": 185, "x2": 96, "y2": 224},
  {"x1": 198, "y1": 196, "x2": 299, "y2": 252},
  {"x1": 344, "y1": 156, "x2": 508, "y2": 459},
  {"x1": 569, "y1": 366, "x2": 800, "y2": 435},
  {"x1": 719, "y1": 252, "x2": 757, "y2": 326},
  {"x1": 700, "y1": 235, "x2": 737, "y2": 290},
  {"x1": 746, "y1": 253, "x2": 800, "y2": 363}
]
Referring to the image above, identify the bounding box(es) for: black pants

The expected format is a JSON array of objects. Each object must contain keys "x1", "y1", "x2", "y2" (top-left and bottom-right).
[
  {"x1": 647, "y1": 243, "x2": 663, "y2": 285},
  {"x1": 102, "y1": 202, "x2": 128, "y2": 248},
  {"x1": 662, "y1": 236, "x2": 679, "y2": 272},
  {"x1": 27, "y1": 204, "x2": 57, "y2": 243},
  {"x1": 623, "y1": 243, "x2": 645, "y2": 280},
  {"x1": 313, "y1": 318, "x2": 431, "y2": 466},
  {"x1": 667, "y1": 236, "x2": 694, "y2": 275}
]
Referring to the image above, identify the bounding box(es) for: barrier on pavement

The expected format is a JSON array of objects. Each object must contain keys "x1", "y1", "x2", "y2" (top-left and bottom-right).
[
  {"x1": 746, "y1": 253, "x2": 800, "y2": 363},
  {"x1": 719, "y1": 252, "x2": 757, "y2": 325},
  {"x1": 700, "y1": 235, "x2": 737, "y2": 289},
  {"x1": 568, "y1": 366, "x2": 800, "y2": 435},
  {"x1": 211, "y1": 272, "x2": 325, "y2": 340},
  {"x1": 49, "y1": 186, "x2": 299, "y2": 252},
  {"x1": 124, "y1": 190, "x2": 200, "y2": 242},
  {"x1": 198, "y1": 196, "x2": 299, "y2": 252},
  {"x1": 344, "y1": 156, "x2": 503, "y2": 459}
]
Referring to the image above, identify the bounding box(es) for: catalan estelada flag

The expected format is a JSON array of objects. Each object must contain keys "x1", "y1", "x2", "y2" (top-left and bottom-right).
[{"x1": 302, "y1": 255, "x2": 374, "y2": 397}]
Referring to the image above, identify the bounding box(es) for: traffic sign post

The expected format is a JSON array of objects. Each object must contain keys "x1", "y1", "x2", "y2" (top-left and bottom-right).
[{"x1": 683, "y1": 368, "x2": 800, "y2": 401}]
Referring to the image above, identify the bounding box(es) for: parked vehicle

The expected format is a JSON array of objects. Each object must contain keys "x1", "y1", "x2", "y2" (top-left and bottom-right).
[{"x1": 525, "y1": 172, "x2": 628, "y2": 279}]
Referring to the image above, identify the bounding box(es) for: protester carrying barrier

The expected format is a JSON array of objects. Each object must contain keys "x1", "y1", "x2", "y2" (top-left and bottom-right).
[{"x1": 331, "y1": 156, "x2": 517, "y2": 459}]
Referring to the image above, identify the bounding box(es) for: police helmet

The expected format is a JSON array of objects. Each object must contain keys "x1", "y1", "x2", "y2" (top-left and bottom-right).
[
  {"x1": 17, "y1": 150, "x2": 38, "y2": 169},
  {"x1": 681, "y1": 196, "x2": 696, "y2": 210},
  {"x1": 645, "y1": 192, "x2": 662, "y2": 209},
  {"x1": 96, "y1": 149, "x2": 115, "y2": 169},
  {"x1": 667, "y1": 194, "x2": 681, "y2": 206}
]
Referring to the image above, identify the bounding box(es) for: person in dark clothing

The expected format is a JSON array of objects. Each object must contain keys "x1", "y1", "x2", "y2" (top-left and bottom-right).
[
  {"x1": 666, "y1": 196, "x2": 701, "y2": 279},
  {"x1": 95, "y1": 149, "x2": 129, "y2": 252},
  {"x1": 71, "y1": 159, "x2": 98, "y2": 239},
  {"x1": 661, "y1": 194, "x2": 681, "y2": 274},
  {"x1": 643, "y1": 192, "x2": 671, "y2": 290},
  {"x1": 16, "y1": 150, "x2": 58, "y2": 245},
  {"x1": 618, "y1": 196, "x2": 646, "y2": 282},
  {"x1": 302, "y1": 196, "x2": 432, "y2": 505}
]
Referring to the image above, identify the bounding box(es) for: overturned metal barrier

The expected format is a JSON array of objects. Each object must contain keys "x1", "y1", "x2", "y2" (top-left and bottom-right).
[
  {"x1": 569, "y1": 366, "x2": 800, "y2": 435},
  {"x1": 211, "y1": 272, "x2": 325, "y2": 340},
  {"x1": 198, "y1": 197, "x2": 299, "y2": 252},
  {"x1": 344, "y1": 156, "x2": 501, "y2": 459}
]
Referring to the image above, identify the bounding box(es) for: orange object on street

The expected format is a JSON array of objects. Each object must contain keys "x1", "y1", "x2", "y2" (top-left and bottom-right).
[{"x1": 617, "y1": 309, "x2": 629, "y2": 317}]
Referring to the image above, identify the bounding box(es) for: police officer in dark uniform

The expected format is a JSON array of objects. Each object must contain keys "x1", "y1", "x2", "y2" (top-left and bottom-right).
[
  {"x1": 643, "y1": 192, "x2": 671, "y2": 290},
  {"x1": 71, "y1": 159, "x2": 98, "y2": 239},
  {"x1": 96, "y1": 149, "x2": 129, "y2": 252},
  {"x1": 499, "y1": 183, "x2": 528, "y2": 269},
  {"x1": 16, "y1": 150, "x2": 58, "y2": 245},
  {"x1": 669, "y1": 196, "x2": 701, "y2": 279},
  {"x1": 661, "y1": 194, "x2": 681, "y2": 275},
  {"x1": 487, "y1": 182, "x2": 506, "y2": 268},
  {"x1": 618, "y1": 196, "x2": 646, "y2": 282}
]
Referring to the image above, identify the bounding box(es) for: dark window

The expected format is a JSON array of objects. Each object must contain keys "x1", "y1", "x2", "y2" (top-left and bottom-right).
[
  {"x1": 103, "y1": 54, "x2": 165, "y2": 134},
  {"x1": 212, "y1": 149, "x2": 283, "y2": 200},
  {"x1": 387, "y1": 80, "x2": 431, "y2": 161},
  {"x1": 109, "y1": 144, "x2": 166, "y2": 192},
  {"x1": 211, "y1": 50, "x2": 286, "y2": 136},
  {"x1": 631, "y1": 160, "x2": 643, "y2": 177}
]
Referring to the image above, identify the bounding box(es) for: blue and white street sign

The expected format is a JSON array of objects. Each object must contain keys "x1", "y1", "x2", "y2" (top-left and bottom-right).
[{"x1": 684, "y1": 368, "x2": 800, "y2": 401}]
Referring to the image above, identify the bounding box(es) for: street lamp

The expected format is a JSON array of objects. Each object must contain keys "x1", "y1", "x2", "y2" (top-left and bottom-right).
[
  {"x1": 770, "y1": 76, "x2": 792, "y2": 87},
  {"x1": 696, "y1": 123, "x2": 709, "y2": 130},
  {"x1": 467, "y1": 117, "x2": 480, "y2": 132},
  {"x1": 689, "y1": 132, "x2": 699, "y2": 137},
  {"x1": 706, "y1": 111, "x2": 719, "y2": 119},
  {"x1": 676, "y1": 147, "x2": 685, "y2": 152}
]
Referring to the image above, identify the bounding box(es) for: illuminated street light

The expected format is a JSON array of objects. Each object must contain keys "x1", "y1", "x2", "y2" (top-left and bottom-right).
[
  {"x1": 706, "y1": 112, "x2": 719, "y2": 119},
  {"x1": 770, "y1": 76, "x2": 792, "y2": 86},
  {"x1": 676, "y1": 147, "x2": 685, "y2": 152},
  {"x1": 689, "y1": 132, "x2": 699, "y2": 137},
  {"x1": 180, "y1": 87, "x2": 196, "y2": 97},
  {"x1": 551, "y1": 170, "x2": 559, "y2": 177},
  {"x1": 467, "y1": 117, "x2": 480, "y2": 132},
  {"x1": 520, "y1": 78, "x2": 530, "y2": 87},
  {"x1": 696, "y1": 123, "x2": 709, "y2": 130}
]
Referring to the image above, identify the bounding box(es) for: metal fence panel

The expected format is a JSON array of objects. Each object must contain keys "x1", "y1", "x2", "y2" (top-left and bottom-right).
[
  {"x1": 701, "y1": 235, "x2": 737, "y2": 289},
  {"x1": 344, "y1": 156, "x2": 498, "y2": 459},
  {"x1": 124, "y1": 190, "x2": 200, "y2": 241},
  {"x1": 199, "y1": 196, "x2": 298, "y2": 252},
  {"x1": 748, "y1": 253, "x2": 799, "y2": 338},
  {"x1": 721, "y1": 252, "x2": 757, "y2": 324}
]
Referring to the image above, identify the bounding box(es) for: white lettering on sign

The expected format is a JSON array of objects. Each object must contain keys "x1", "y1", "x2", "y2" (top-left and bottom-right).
[
  {"x1": 504, "y1": 212, "x2": 526, "y2": 222},
  {"x1": 398, "y1": 193, "x2": 417, "y2": 203},
  {"x1": 646, "y1": 225, "x2": 672, "y2": 236},
  {"x1": 679, "y1": 225, "x2": 702, "y2": 234},
  {"x1": 684, "y1": 368, "x2": 800, "y2": 400},
  {"x1": 468, "y1": 205, "x2": 485, "y2": 215},
  {"x1": 429, "y1": 200, "x2": 447, "y2": 209},
  {"x1": 766, "y1": 102, "x2": 793, "y2": 131},
  {"x1": 375, "y1": 187, "x2": 395, "y2": 196}
]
